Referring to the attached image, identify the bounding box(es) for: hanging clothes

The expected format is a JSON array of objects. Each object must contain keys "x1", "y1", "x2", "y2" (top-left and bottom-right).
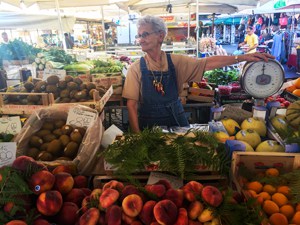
[{"x1": 271, "y1": 30, "x2": 283, "y2": 61}]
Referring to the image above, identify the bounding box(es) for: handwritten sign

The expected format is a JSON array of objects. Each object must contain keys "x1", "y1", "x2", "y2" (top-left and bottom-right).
[
  {"x1": 0, "y1": 116, "x2": 22, "y2": 135},
  {"x1": 66, "y1": 106, "x2": 98, "y2": 128},
  {"x1": 98, "y1": 86, "x2": 113, "y2": 112},
  {"x1": 0, "y1": 142, "x2": 16, "y2": 167},
  {"x1": 43, "y1": 69, "x2": 66, "y2": 80}
]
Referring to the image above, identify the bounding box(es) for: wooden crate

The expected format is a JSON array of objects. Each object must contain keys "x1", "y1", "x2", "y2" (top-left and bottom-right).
[
  {"x1": 0, "y1": 92, "x2": 52, "y2": 115},
  {"x1": 92, "y1": 74, "x2": 122, "y2": 89},
  {"x1": 231, "y1": 151, "x2": 300, "y2": 193},
  {"x1": 187, "y1": 87, "x2": 215, "y2": 103}
]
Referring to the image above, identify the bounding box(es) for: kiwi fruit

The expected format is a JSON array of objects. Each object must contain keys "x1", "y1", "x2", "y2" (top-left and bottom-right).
[
  {"x1": 79, "y1": 83, "x2": 87, "y2": 90},
  {"x1": 35, "y1": 129, "x2": 51, "y2": 138},
  {"x1": 86, "y1": 82, "x2": 96, "y2": 91},
  {"x1": 69, "y1": 90, "x2": 77, "y2": 98},
  {"x1": 60, "y1": 89, "x2": 70, "y2": 98},
  {"x1": 59, "y1": 98, "x2": 71, "y2": 103},
  {"x1": 89, "y1": 89, "x2": 97, "y2": 99},
  {"x1": 64, "y1": 141, "x2": 79, "y2": 159},
  {"x1": 70, "y1": 99, "x2": 77, "y2": 103},
  {"x1": 41, "y1": 121, "x2": 55, "y2": 131},
  {"x1": 26, "y1": 147, "x2": 40, "y2": 159},
  {"x1": 70, "y1": 129, "x2": 83, "y2": 143},
  {"x1": 58, "y1": 80, "x2": 67, "y2": 89},
  {"x1": 52, "y1": 129, "x2": 63, "y2": 138},
  {"x1": 74, "y1": 90, "x2": 87, "y2": 100},
  {"x1": 42, "y1": 134, "x2": 57, "y2": 143},
  {"x1": 40, "y1": 143, "x2": 49, "y2": 152},
  {"x1": 29, "y1": 136, "x2": 43, "y2": 148},
  {"x1": 61, "y1": 125, "x2": 74, "y2": 135},
  {"x1": 24, "y1": 81, "x2": 35, "y2": 92},
  {"x1": 54, "y1": 120, "x2": 66, "y2": 129},
  {"x1": 76, "y1": 127, "x2": 87, "y2": 136},
  {"x1": 38, "y1": 151, "x2": 54, "y2": 161},
  {"x1": 59, "y1": 134, "x2": 70, "y2": 147},
  {"x1": 73, "y1": 77, "x2": 83, "y2": 85},
  {"x1": 47, "y1": 75, "x2": 60, "y2": 85},
  {"x1": 46, "y1": 84, "x2": 58, "y2": 93},
  {"x1": 65, "y1": 75, "x2": 73, "y2": 83},
  {"x1": 67, "y1": 82, "x2": 78, "y2": 90},
  {"x1": 34, "y1": 81, "x2": 47, "y2": 92},
  {"x1": 47, "y1": 139, "x2": 63, "y2": 156}
]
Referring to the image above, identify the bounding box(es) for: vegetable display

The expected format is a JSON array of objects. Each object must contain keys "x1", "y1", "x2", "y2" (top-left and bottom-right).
[
  {"x1": 91, "y1": 59, "x2": 123, "y2": 74},
  {"x1": 204, "y1": 69, "x2": 239, "y2": 85}
]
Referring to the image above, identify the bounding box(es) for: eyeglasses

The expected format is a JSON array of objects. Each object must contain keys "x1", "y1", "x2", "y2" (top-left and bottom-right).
[{"x1": 135, "y1": 31, "x2": 157, "y2": 39}]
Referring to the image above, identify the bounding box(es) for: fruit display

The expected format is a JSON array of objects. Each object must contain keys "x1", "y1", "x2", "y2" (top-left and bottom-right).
[
  {"x1": 239, "y1": 167, "x2": 300, "y2": 225},
  {"x1": 285, "y1": 77, "x2": 300, "y2": 97},
  {"x1": 1, "y1": 156, "x2": 264, "y2": 225},
  {"x1": 265, "y1": 95, "x2": 291, "y2": 108},
  {"x1": 4, "y1": 75, "x2": 98, "y2": 105}
]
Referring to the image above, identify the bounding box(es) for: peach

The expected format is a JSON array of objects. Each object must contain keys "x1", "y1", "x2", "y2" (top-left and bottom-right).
[
  {"x1": 79, "y1": 207, "x2": 100, "y2": 225},
  {"x1": 164, "y1": 188, "x2": 184, "y2": 208},
  {"x1": 198, "y1": 208, "x2": 213, "y2": 223},
  {"x1": 81, "y1": 196, "x2": 91, "y2": 213},
  {"x1": 52, "y1": 164, "x2": 77, "y2": 176},
  {"x1": 131, "y1": 221, "x2": 143, "y2": 225},
  {"x1": 122, "y1": 194, "x2": 143, "y2": 217},
  {"x1": 153, "y1": 199, "x2": 178, "y2": 225},
  {"x1": 36, "y1": 190, "x2": 63, "y2": 216},
  {"x1": 56, "y1": 202, "x2": 79, "y2": 225},
  {"x1": 145, "y1": 184, "x2": 166, "y2": 198},
  {"x1": 120, "y1": 185, "x2": 141, "y2": 202},
  {"x1": 188, "y1": 201, "x2": 204, "y2": 220},
  {"x1": 154, "y1": 179, "x2": 172, "y2": 190},
  {"x1": 64, "y1": 188, "x2": 86, "y2": 207},
  {"x1": 122, "y1": 212, "x2": 136, "y2": 224},
  {"x1": 53, "y1": 172, "x2": 74, "y2": 194},
  {"x1": 188, "y1": 220, "x2": 203, "y2": 225},
  {"x1": 150, "y1": 222, "x2": 160, "y2": 225},
  {"x1": 201, "y1": 185, "x2": 223, "y2": 207},
  {"x1": 32, "y1": 219, "x2": 51, "y2": 225},
  {"x1": 99, "y1": 188, "x2": 119, "y2": 209},
  {"x1": 98, "y1": 212, "x2": 106, "y2": 225},
  {"x1": 105, "y1": 205, "x2": 122, "y2": 225},
  {"x1": 12, "y1": 156, "x2": 47, "y2": 174},
  {"x1": 74, "y1": 175, "x2": 88, "y2": 188},
  {"x1": 90, "y1": 188, "x2": 102, "y2": 199},
  {"x1": 139, "y1": 200, "x2": 157, "y2": 225},
  {"x1": 6, "y1": 220, "x2": 27, "y2": 225},
  {"x1": 28, "y1": 170, "x2": 55, "y2": 195},
  {"x1": 102, "y1": 180, "x2": 124, "y2": 192},
  {"x1": 182, "y1": 181, "x2": 203, "y2": 202},
  {"x1": 81, "y1": 188, "x2": 92, "y2": 196},
  {"x1": 174, "y1": 208, "x2": 188, "y2": 225},
  {"x1": 4, "y1": 201, "x2": 15, "y2": 214}
]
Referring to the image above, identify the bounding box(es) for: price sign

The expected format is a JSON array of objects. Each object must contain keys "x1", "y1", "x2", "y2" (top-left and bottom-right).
[
  {"x1": 43, "y1": 69, "x2": 66, "y2": 80},
  {"x1": 66, "y1": 106, "x2": 98, "y2": 129},
  {"x1": 0, "y1": 142, "x2": 16, "y2": 167},
  {"x1": 0, "y1": 116, "x2": 22, "y2": 135},
  {"x1": 98, "y1": 86, "x2": 113, "y2": 112}
]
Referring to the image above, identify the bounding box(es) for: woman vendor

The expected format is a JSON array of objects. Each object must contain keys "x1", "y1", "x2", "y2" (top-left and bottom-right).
[{"x1": 122, "y1": 15, "x2": 274, "y2": 133}]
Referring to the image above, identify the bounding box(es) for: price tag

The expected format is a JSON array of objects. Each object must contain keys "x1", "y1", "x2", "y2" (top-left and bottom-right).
[
  {"x1": 0, "y1": 116, "x2": 22, "y2": 135},
  {"x1": 98, "y1": 86, "x2": 113, "y2": 111},
  {"x1": 147, "y1": 172, "x2": 183, "y2": 189},
  {"x1": 122, "y1": 67, "x2": 128, "y2": 77},
  {"x1": 43, "y1": 69, "x2": 66, "y2": 80},
  {"x1": 66, "y1": 106, "x2": 98, "y2": 129},
  {"x1": 0, "y1": 142, "x2": 16, "y2": 167}
]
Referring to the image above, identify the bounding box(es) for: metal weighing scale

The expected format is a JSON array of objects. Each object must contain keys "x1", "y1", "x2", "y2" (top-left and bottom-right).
[{"x1": 240, "y1": 59, "x2": 285, "y2": 106}]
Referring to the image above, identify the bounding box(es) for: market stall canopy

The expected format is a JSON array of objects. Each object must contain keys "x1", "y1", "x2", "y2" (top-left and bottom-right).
[
  {"x1": 0, "y1": 11, "x2": 75, "y2": 31},
  {"x1": 254, "y1": 0, "x2": 300, "y2": 14},
  {"x1": 274, "y1": 0, "x2": 300, "y2": 10}
]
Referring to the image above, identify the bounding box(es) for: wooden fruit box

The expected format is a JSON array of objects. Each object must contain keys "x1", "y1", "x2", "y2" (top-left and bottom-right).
[
  {"x1": 187, "y1": 87, "x2": 215, "y2": 103},
  {"x1": 66, "y1": 71, "x2": 92, "y2": 83},
  {"x1": 231, "y1": 151, "x2": 300, "y2": 193},
  {"x1": 0, "y1": 92, "x2": 52, "y2": 115},
  {"x1": 92, "y1": 73, "x2": 123, "y2": 89}
]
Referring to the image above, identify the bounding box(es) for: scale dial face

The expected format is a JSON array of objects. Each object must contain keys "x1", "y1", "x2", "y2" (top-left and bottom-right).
[{"x1": 241, "y1": 59, "x2": 285, "y2": 99}]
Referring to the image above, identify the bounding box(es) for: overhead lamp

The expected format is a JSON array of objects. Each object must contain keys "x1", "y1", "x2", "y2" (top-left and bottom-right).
[
  {"x1": 166, "y1": 1, "x2": 172, "y2": 13},
  {"x1": 20, "y1": 0, "x2": 26, "y2": 9}
]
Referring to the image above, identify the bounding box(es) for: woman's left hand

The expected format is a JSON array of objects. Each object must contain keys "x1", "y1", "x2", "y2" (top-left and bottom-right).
[{"x1": 240, "y1": 52, "x2": 275, "y2": 62}]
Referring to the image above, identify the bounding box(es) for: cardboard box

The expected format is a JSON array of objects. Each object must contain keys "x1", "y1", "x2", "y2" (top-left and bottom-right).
[
  {"x1": 187, "y1": 87, "x2": 215, "y2": 103},
  {"x1": 215, "y1": 90, "x2": 252, "y2": 105},
  {"x1": 281, "y1": 90, "x2": 300, "y2": 103},
  {"x1": 231, "y1": 151, "x2": 300, "y2": 193},
  {"x1": 92, "y1": 74, "x2": 122, "y2": 89}
]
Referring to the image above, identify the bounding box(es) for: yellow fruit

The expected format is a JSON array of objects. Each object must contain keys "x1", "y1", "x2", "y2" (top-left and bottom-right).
[
  {"x1": 247, "y1": 181, "x2": 263, "y2": 193},
  {"x1": 241, "y1": 117, "x2": 267, "y2": 137},
  {"x1": 270, "y1": 116, "x2": 289, "y2": 137},
  {"x1": 235, "y1": 129, "x2": 261, "y2": 148},
  {"x1": 255, "y1": 140, "x2": 285, "y2": 152},
  {"x1": 269, "y1": 212, "x2": 289, "y2": 225},
  {"x1": 286, "y1": 100, "x2": 300, "y2": 128},
  {"x1": 262, "y1": 200, "x2": 280, "y2": 215},
  {"x1": 280, "y1": 204, "x2": 295, "y2": 220},
  {"x1": 272, "y1": 193, "x2": 288, "y2": 207},
  {"x1": 277, "y1": 186, "x2": 291, "y2": 199},
  {"x1": 263, "y1": 184, "x2": 277, "y2": 195},
  {"x1": 221, "y1": 118, "x2": 240, "y2": 136},
  {"x1": 213, "y1": 131, "x2": 230, "y2": 143}
]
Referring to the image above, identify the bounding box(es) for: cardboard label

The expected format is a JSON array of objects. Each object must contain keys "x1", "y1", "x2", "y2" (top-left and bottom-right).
[
  {"x1": 98, "y1": 86, "x2": 113, "y2": 111},
  {"x1": 43, "y1": 69, "x2": 66, "y2": 80},
  {"x1": 0, "y1": 116, "x2": 22, "y2": 135},
  {"x1": 66, "y1": 106, "x2": 98, "y2": 128},
  {"x1": 147, "y1": 172, "x2": 183, "y2": 189},
  {"x1": 0, "y1": 142, "x2": 16, "y2": 167}
]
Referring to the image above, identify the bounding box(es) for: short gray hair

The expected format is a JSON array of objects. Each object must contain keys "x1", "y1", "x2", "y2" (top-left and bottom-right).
[{"x1": 137, "y1": 15, "x2": 168, "y2": 37}]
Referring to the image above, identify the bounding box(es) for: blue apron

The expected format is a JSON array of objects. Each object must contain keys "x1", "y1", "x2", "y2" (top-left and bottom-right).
[{"x1": 139, "y1": 54, "x2": 189, "y2": 129}]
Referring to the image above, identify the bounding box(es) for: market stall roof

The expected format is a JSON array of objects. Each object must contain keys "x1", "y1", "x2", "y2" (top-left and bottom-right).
[
  {"x1": 0, "y1": 11, "x2": 75, "y2": 31},
  {"x1": 254, "y1": 0, "x2": 300, "y2": 14}
]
